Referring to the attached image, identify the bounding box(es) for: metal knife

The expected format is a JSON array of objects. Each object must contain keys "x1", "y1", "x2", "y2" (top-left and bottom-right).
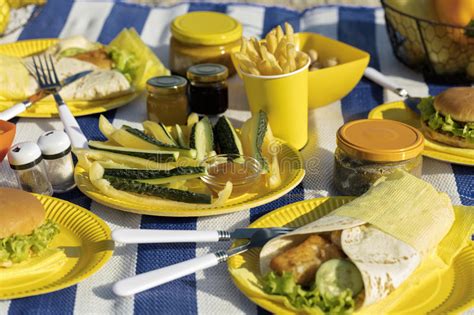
[
  {"x1": 0, "y1": 70, "x2": 92, "y2": 121},
  {"x1": 111, "y1": 227, "x2": 294, "y2": 244},
  {"x1": 364, "y1": 67, "x2": 422, "y2": 114}
]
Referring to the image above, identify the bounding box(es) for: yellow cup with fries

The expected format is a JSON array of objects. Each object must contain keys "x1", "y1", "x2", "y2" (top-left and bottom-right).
[{"x1": 234, "y1": 23, "x2": 310, "y2": 150}]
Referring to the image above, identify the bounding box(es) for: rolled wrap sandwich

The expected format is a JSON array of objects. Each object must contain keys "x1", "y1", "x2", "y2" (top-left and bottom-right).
[{"x1": 259, "y1": 171, "x2": 455, "y2": 313}]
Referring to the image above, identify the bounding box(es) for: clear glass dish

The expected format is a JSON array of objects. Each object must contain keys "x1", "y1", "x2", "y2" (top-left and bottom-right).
[{"x1": 201, "y1": 154, "x2": 262, "y2": 196}]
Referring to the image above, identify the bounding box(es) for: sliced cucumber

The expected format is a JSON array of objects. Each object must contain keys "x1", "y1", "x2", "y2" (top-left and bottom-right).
[
  {"x1": 190, "y1": 116, "x2": 214, "y2": 161},
  {"x1": 104, "y1": 176, "x2": 211, "y2": 204},
  {"x1": 174, "y1": 124, "x2": 188, "y2": 148},
  {"x1": 99, "y1": 115, "x2": 117, "y2": 140},
  {"x1": 241, "y1": 111, "x2": 269, "y2": 172},
  {"x1": 88, "y1": 141, "x2": 178, "y2": 162},
  {"x1": 143, "y1": 120, "x2": 178, "y2": 146},
  {"x1": 214, "y1": 116, "x2": 243, "y2": 155},
  {"x1": 103, "y1": 166, "x2": 206, "y2": 185},
  {"x1": 187, "y1": 112, "x2": 199, "y2": 127},
  {"x1": 113, "y1": 126, "x2": 197, "y2": 158},
  {"x1": 315, "y1": 259, "x2": 364, "y2": 297}
]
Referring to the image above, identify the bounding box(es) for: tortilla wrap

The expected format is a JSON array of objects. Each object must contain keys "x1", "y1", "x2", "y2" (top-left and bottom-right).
[{"x1": 259, "y1": 171, "x2": 454, "y2": 308}]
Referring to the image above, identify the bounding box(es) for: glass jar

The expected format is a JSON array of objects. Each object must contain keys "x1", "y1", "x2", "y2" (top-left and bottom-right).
[
  {"x1": 187, "y1": 64, "x2": 229, "y2": 115},
  {"x1": 334, "y1": 119, "x2": 424, "y2": 196},
  {"x1": 169, "y1": 11, "x2": 242, "y2": 76},
  {"x1": 146, "y1": 75, "x2": 188, "y2": 125}
]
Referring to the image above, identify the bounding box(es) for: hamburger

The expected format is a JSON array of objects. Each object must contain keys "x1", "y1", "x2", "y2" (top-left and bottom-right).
[
  {"x1": 0, "y1": 188, "x2": 60, "y2": 268},
  {"x1": 417, "y1": 87, "x2": 474, "y2": 149}
]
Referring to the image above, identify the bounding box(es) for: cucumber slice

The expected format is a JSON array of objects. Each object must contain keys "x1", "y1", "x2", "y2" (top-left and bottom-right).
[
  {"x1": 241, "y1": 111, "x2": 269, "y2": 172},
  {"x1": 104, "y1": 176, "x2": 211, "y2": 204},
  {"x1": 214, "y1": 116, "x2": 243, "y2": 155},
  {"x1": 99, "y1": 115, "x2": 117, "y2": 140},
  {"x1": 174, "y1": 124, "x2": 188, "y2": 148},
  {"x1": 315, "y1": 259, "x2": 364, "y2": 297},
  {"x1": 103, "y1": 167, "x2": 206, "y2": 185},
  {"x1": 143, "y1": 120, "x2": 178, "y2": 146},
  {"x1": 190, "y1": 116, "x2": 214, "y2": 161},
  {"x1": 88, "y1": 141, "x2": 178, "y2": 162},
  {"x1": 113, "y1": 126, "x2": 197, "y2": 158},
  {"x1": 187, "y1": 112, "x2": 199, "y2": 127}
]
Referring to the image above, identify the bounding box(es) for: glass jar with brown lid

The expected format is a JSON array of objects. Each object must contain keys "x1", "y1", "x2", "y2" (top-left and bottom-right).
[
  {"x1": 146, "y1": 75, "x2": 188, "y2": 125},
  {"x1": 187, "y1": 63, "x2": 229, "y2": 115},
  {"x1": 334, "y1": 119, "x2": 424, "y2": 196}
]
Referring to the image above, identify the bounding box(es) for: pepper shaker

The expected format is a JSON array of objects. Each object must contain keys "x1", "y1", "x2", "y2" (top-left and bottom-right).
[
  {"x1": 37, "y1": 130, "x2": 76, "y2": 193},
  {"x1": 8, "y1": 142, "x2": 53, "y2": 196}
]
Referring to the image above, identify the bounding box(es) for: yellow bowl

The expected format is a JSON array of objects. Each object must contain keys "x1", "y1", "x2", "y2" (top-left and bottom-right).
[{"x1": 231, "y1": 32, "x2": 370, "y2": 109}]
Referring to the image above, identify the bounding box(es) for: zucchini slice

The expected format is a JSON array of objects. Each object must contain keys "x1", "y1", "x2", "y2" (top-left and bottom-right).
[
  {"x1": 190, "y1": 116, "x2": 215, "y2": 161},
  {"x1": 241, "y1": 111, "x2": 269, "y2": 172},
  {"x1": 103, "y1": 166, "x2": 206, "y2": 185},
  {"x1": 214, "y1": 116, "x2": 243, "y2": 155},
  {"x1": 88, "y1": 140, "x2": 178, "y2": 162},
  {"x1": 112, "y1": 126, "x2": 197, "y2": 158},
  {"x1": 173, "y1": 124, "x2": 188, "y2": 148},
  {"x1": 99, "y1": 115, "x2": 118, "y2": 141},
  {"x1": 143, "y1": 120, "x2": 178, "y2": 146},
  {"x1": 187, "y1": 112, "x2": 199, "y2": 127},
  {"x1": 104, "y1": 176, "x2": 212, "y2": 204}
]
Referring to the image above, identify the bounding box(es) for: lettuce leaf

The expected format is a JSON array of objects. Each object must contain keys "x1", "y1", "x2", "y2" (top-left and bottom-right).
[
  {"x1": 262, "y1": 272, "x2": 355, "y2": 314},
  {"x1": 417, "y1": 97, "x2": 474, "y2": 143},
  {"x1": 0, "y1": 220, "x2": 60, "y2": 265},
  {"x1": 107, "y1": 46, "x2": 138, "y2": 83}
]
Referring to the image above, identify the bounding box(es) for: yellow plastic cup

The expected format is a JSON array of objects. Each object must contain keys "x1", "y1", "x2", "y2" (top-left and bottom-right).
[{"x1": 241, "y1": 60, "x2": 310, "y2": 150}]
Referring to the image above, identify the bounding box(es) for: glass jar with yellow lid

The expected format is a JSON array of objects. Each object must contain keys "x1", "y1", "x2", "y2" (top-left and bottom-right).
[
  {"x1": 170, "y1": 11, "x2": 242, "y2": 76},
  {"x1": 334, "y1": 119, "x2": 424, "y2": 196},
  {"x1": 146, "y1": 75, "x2": 188, "y2": 125}
]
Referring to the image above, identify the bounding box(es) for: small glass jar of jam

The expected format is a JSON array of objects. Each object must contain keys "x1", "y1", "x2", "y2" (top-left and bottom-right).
[
  {"x1": 169, "y1": 11, "x2": 242, "y2": 76},
  {"x1": 334, "y1": 119, "x2": 424, "y2": 196},
  {"x1": 146, "y1": 75, "x2": 188, "y2": 125},
  {"x1": 187, "y1": 64, "x2": 229, "y2": 115}
]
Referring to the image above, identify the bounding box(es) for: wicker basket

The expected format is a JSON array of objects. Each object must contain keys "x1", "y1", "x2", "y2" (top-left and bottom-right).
[{"x1": 381, "y1": 0, "x2": 474, "y2": 83}]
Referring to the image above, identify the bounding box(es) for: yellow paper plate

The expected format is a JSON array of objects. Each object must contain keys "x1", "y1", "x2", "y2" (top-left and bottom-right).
[
  {"x1": 74, "y1": 140, "x2": 305, "y2": 217},
  {"x1": 368, "y1": 101, "x2": 474, "y2": 166},
  {"x1": 0, "y1": 194, "x2": 113, "y2": 300},
  {"x1": 0, "y1": 38, "x2": 140, "y2": 118},
  {"x1": 228, "y1": 197, "x2": 474, "y2": 315}
]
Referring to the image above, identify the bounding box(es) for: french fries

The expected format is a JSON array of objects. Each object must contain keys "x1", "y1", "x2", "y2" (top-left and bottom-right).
[{"x1": 234, "y1": 22, "x2": 309, "y2": 76}]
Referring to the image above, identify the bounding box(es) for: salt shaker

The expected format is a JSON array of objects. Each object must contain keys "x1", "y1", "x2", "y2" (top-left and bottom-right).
[
  {"x1": 8, "y1": 142, "x2": 53, "y2": 196},
  {"x1": 37, "y1": 130, "x2": 76, "y2": 193}
]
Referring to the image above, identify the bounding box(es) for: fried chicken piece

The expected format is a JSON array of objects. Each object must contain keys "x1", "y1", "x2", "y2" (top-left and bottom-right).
[
  {"x1": 72, "y1": 48, "x2": 113, "y2": 69},
  {"x1": 330, "y1": 230, "x2": 342, "y2": 249},
  {"x1": 270, "y1": 234, "x2": 344, "y2": 286}
]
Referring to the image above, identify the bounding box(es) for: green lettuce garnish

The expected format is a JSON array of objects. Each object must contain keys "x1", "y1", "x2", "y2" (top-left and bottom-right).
[
  {"x1": 417, "y1": 96, "x2": 474, "y2": 143},
  {"x1": 59, "y1": 47, "x2": 89, "y2": 58},
  {"x1": 107, "y1": 46, "x2": 138, "y2": 83},
  {"x1": 262, "y1": 272, "x2": 355, "y2": 314},
  {"x1": 0, "y1": 220, "x2": 60, "y2": 265}
]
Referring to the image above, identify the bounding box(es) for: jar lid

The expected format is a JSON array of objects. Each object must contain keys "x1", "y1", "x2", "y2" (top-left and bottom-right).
[
  {"x1": 146, "y1": 76, "x2": 187, "y2": 95},
  {"x1": 171, "y1": 11, "x2": 242, "y2": 46},
  {"x1": 37, "y1": 130, "x2": 72, "y2": 159},
  {"x1": 187, "y1": 64, "x2": 228, "y2": 83},
  {"x1": 336, "y1": 119, "x2": 424, "y2": 162},
  {"x1": 8, "y1": 141, "x2": 43, "y2": 169}
]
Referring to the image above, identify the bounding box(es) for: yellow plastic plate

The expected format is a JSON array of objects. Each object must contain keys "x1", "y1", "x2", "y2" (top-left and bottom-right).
[
  {"x1": 368, "y1": 101, "x2": 474, "y2": 166},
  {"x1": 228, "y1": 197, "x2": 474, "y2": 315},
  {"x1": 0, "y1": 39, "x2": 140, "y2": 118},
  {"x1": 74, "y1": 139, "x2": 305, "y2": 217},
  {"x1": 231, "y1": 32, "x2": 370, "y2": 109},
  {"x1": 0, "y1": 194, "x2": 113, "y2": 300}
]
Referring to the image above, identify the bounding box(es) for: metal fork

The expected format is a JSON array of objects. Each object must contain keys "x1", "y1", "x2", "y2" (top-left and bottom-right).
[{"x1": 32, "y1": 55, "x2": 88, "y2": 149}]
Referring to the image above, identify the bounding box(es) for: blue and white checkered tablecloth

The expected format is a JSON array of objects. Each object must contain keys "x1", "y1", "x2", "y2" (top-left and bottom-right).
[{"x1": 0, "y1": 0, "x2": 472, "y2": 314}]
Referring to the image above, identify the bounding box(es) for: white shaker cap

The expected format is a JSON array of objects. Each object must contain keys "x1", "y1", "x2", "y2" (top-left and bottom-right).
[
  {"x1": 8, "y1": 141, "x2": 43, "y2": 168},
  {"x1": 37, "y1": 130, "x2": 72, "y2": 158}
]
